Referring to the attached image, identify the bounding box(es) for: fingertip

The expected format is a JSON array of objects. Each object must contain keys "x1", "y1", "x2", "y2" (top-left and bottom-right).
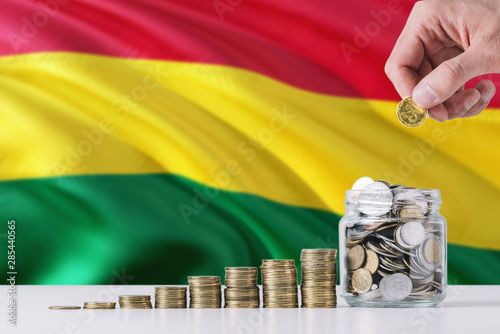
[
  {"x1": 387, "y1": 66, "x2": 422, "y2": 100},
  {"x1": 428, "y1": 105, "x2": 448, "y2": 122},
  {"x1": 476, "y1": 79, "x2": 495, "y2": 92},
  {"x1": 412, "y1": 82, "x2": 439, "y2": 109},
  {"x1": 465, "y1": 91, "x2": 481, "y2": 110},
  {"x1": 475, "y1": 79, "x2": 496, "y2": 104},
  {"x1": 483, "y1": 87, "x2": 496, "y2": 102},
  {"x1": 442, "y1": 88, "x2": 481, "y2": 120},
  {"x1": 465, "y1": 88, "x2": 481, "y2": 107}
]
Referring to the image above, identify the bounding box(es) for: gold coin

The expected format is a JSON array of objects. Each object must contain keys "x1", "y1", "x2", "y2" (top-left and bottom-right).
[
  {"x1": 261, "y1": 259, "x2": 295, "y2": 268},
  {"x1": 363, "y1": 249, "x2": 379, "y2": 274},
  {"x1": 118, "y1": 295, "x2": 153, "y2": 309},
  {"x1": 156, "y1": 286, "x2": 187, "y2": 291},
  {"x1": 351, "y1": 268, "x2": 372, "y2": 294},
  {"x1": 49, "y1": 306, "x2": 81, "y2": 310},
  {"x1": 346, "y1": 245, "x2": 366, "y2": 270},
  {"x1": 345, "y1": 238, "x2": 364, "y2": 248},
  {"x1": 398, "y1": 204, "x2": 424, "y2": 218},
  {"x1": 155, "y1": 286, "x2": 187, "y2": 308},
  {"x1": 188, "y1": 277, "x2": 222, "y2": 309},
  {"x1": 261, "y1": 259, "x2": 298, "y2": 308},
  {"x1": 83, "y1": 301, "x2": 116, "y2": 309},
  {"x1": 396, "y1": 97, "x2": 428, "y2": 128},
  {"x1": 423, "y1": 238, "x2": 442, "y2": 264}
]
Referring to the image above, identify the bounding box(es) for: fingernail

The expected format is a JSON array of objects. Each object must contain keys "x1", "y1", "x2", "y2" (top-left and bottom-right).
[
  {"x1": 484, "y1": 89, "x2": 495, "y2": 101},
  {"x1": 413, "y1": 82, "x2": 438, "y2": 108}
]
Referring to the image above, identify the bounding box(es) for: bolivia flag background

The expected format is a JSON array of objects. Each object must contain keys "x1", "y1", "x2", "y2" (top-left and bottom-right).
[{"x1": 1, "y1": 0, "x2": 500, "y2": 285}]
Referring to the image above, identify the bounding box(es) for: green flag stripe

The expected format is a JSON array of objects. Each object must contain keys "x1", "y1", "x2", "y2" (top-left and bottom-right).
[{"x1": 0, "y1": 174, "x2": 498, "y2": 284}]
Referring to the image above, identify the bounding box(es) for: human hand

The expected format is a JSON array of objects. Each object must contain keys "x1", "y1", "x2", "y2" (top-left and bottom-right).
[{"x1": 385, "y1": 0, "x2": 500, "y2": 121}]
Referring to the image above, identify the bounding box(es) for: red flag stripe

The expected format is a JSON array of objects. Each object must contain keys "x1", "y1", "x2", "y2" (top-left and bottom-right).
[{"x1": 2, "y1": 0, "x2": 500, "y2": 106}]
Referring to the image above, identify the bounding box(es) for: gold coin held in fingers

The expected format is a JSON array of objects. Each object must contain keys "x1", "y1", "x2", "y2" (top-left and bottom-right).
[{"x1": 396, "y1": 97, "x2": 428, "y2": 128}]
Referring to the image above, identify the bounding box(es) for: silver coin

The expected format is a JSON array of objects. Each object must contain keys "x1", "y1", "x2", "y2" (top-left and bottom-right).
[
  {"x1": 418, "y1": 235, "x2": 444, "y2": 271},
  {"x1": 352, "y1": 176, "x2": 374, "y2": 190},
  {"x1": 379, "y1": 256, "x2": 407, "y2": 270},
  {"x1": 365, "y1": 240, "x2": 399, "y2": 258},
  {"x1": 382, "y1": 238, "x2": 415, "y2": 257},
  {"x1": 399, "y1": 222, "x2": 425, "y2": 247},
  {"x1": 410, "y1": 251, "x2": 433, "y2": 276},
  {"x1": 358, "y1": 182, "x2": 393, "y2": 216},
  {"x1": 393, "y1": 189, "x2": 428, "y2": 214},
  {"x1": 379, "y1": 273, "x2": 412, "y2": 301},
  {"x1": 374, "y1": 232, "x2": 395, "y2": 244},
  {"x1": 394, "y1": 226, "x2": 413, "y2": 249},
  {"x1": 379, "y1": 263, "x2": 397, "y2": 272}
]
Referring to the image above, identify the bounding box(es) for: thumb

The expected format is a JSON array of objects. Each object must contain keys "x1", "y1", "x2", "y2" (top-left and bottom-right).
[{"x1": 412, "y1": 48, "x2": 485, "y2": 109}]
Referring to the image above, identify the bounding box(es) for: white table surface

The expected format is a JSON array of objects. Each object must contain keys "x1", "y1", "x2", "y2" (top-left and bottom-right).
[{"x1": 1, "y1": 285, "x2": 499, "y2": 334}]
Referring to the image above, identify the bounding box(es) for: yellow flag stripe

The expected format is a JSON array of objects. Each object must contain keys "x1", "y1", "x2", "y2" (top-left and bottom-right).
[{"x1": 1, "y1": 52, "x2": 500, "y2": 250}]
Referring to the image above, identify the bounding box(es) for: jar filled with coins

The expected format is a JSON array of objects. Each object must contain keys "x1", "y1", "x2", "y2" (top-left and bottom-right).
[{"x1": 339, "y1": 177, "x2": 446, "y2": 307}]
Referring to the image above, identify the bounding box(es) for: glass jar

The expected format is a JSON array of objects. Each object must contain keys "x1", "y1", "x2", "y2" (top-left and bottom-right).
[{"x1": 339, "y1": 184, "x2": 446, "y2": 307}]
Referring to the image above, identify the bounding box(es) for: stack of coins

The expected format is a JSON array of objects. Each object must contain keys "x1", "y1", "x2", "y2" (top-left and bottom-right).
[
  {"x1": 188, "y1": 276, "x2": 221, "y2": 308},
  {"x1": 83, "y1": 301, "x2": 116, "y2": 309},
  {"x1": 261, "y1": 259, "x2": 298, "y2": 308},
  {"x1": 155, "y1": 286, "x2": 187, "y2": 308},
  {"x1": 344, "y1": 177, "x2": 445, "y2": 301},
  {"x1": 300, "y1": 249, "x2": 337, "y2": 308},
  {"x1": 118, "y1": 295, "x2": 152, "y2": 309},
  {"x1": 224, "y1": 267, "x2": 260, "y2": 308}
]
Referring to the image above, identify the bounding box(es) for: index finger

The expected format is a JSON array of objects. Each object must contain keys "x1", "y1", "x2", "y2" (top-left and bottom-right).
[{"x1": 384, "y1": 16, "x2": 425, "y2": 98}]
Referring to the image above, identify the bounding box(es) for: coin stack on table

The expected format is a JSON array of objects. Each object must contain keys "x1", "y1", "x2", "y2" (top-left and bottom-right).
[
  {"x1": 48, "y1": 306, "x2": 81, "y2": 310},
  {"x1": 118, "y1": 295, "x2": 152, "y2": 309},
  {"x1": 261, "y1": 259, "x2": 298, "y2": 308},
  {"x1": 83, "y1": 301, "x2": 116, "y2": 309},
  {"x1": 224, "y1": 267, "x2": 260, "y2": 308},
  {"x1": 341, "y1": 176, "x2": 446, "y2": 306},
  {"x1": 154, "y1": 286, "x2": 187, "y2": 308},
  {"x1": 188, "y1": 276, "x2": 222, "y2": 308},
  {"x1": 300, "y1": 249, "x2": 338, "y2": 308}
]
